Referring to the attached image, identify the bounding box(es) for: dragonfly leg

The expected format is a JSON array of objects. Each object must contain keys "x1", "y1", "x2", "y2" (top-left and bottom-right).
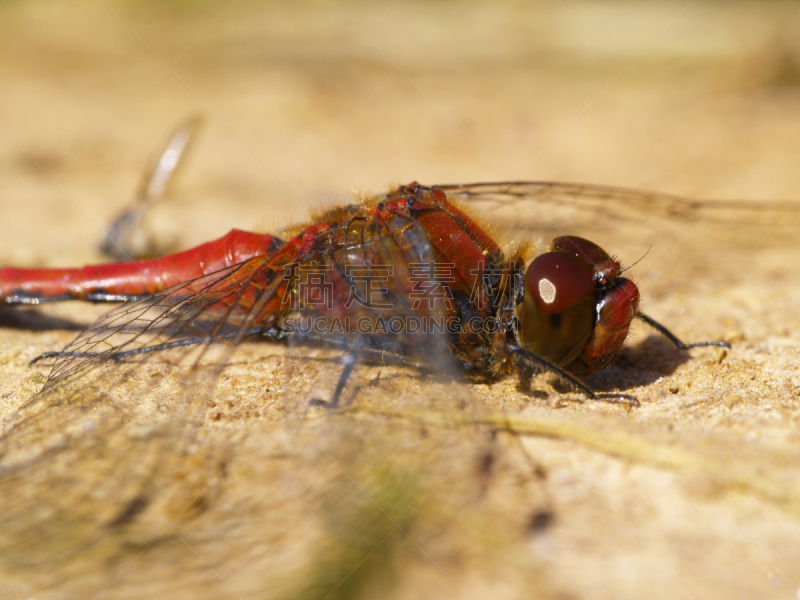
[
  {"x1": 637, "y1": 313, "x2": 731, "y2": 350},
  {"x1": 308, "y1": 335, "x2": 372, "y2": 409},
  {"x1": 510, "y1": 345, "x2": 639, "y2": 408},
  {"x1": 303, "y1": 334, "x2": 443, "y2": 409},
  {"x1": 309, "y1": 352, "x2": 359, "y2": 409}
]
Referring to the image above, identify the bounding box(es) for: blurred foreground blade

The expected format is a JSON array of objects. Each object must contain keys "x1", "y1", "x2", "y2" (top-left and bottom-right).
[{"x1": 100, "y1": 116, "x2": 203, "y2": 261}]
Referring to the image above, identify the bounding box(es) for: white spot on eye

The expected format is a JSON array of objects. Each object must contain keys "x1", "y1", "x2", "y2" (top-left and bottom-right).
[{"x1": 538, "y1": 278, "x2": 556, "y2": 304}]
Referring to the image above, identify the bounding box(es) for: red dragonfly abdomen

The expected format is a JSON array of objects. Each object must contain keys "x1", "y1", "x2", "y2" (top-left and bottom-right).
[{"x1": 0, "y1": 229, "x2": 283, "y2": 304}]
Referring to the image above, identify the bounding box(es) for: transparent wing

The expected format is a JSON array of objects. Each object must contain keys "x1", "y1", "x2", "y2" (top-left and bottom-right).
[
  {"x1": 439, "y1": 180, "x2": 800, "y2": 251},
  {"x1": 41, "y1": 257, "x2": 287, "y2": 387},
  {"x1": 0, "y1": 253, "x2": 294, "y2": 566}
]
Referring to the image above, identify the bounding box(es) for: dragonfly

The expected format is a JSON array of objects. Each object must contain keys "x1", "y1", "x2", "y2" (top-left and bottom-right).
[
  {"x1": 0, "y1": 180, "x2": 731, "y2": 408},
  {"x1": 1, "y1": 125, "x2": 795, "y2": 576},
  {"x1": 0, "y1": 122, "x2": 732, "y2": 409}
]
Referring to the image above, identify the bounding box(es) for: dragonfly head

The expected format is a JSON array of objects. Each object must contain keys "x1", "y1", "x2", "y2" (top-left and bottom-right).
[{"x1": 517, "y1": 236, "x2": 640, "y2": 375}]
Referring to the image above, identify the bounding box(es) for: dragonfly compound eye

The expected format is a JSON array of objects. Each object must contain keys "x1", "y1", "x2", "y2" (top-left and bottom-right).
[
  {"x1": 518, "y1": 251, "x2": 596, "y2": 367},
  {"x1": 551, "y1": 235, "x2": 612, "y2": 264}
]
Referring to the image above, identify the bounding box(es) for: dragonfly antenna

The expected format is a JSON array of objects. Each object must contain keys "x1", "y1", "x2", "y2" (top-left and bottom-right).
[{"x1": 619, "y1": 244, "x2": 652, "y2": 275}]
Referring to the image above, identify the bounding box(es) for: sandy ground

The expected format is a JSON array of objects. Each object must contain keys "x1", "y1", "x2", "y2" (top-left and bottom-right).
[{"x1": 1, "y1": 1, "x2": 800, "y2": 599}]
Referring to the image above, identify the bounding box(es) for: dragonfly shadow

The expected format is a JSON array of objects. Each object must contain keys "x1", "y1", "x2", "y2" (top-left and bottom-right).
[
  {"x1": 585, "y1": 334, "x2": 697, "y2": 393},
  {"x1": 0, "y1": 306, "x2": 86, "y2": 331}
]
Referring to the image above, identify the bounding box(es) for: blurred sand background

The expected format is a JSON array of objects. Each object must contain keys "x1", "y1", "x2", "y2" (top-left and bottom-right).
[{"x1": 1, "y1": 1, "x2": 800, "y2": 599}]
